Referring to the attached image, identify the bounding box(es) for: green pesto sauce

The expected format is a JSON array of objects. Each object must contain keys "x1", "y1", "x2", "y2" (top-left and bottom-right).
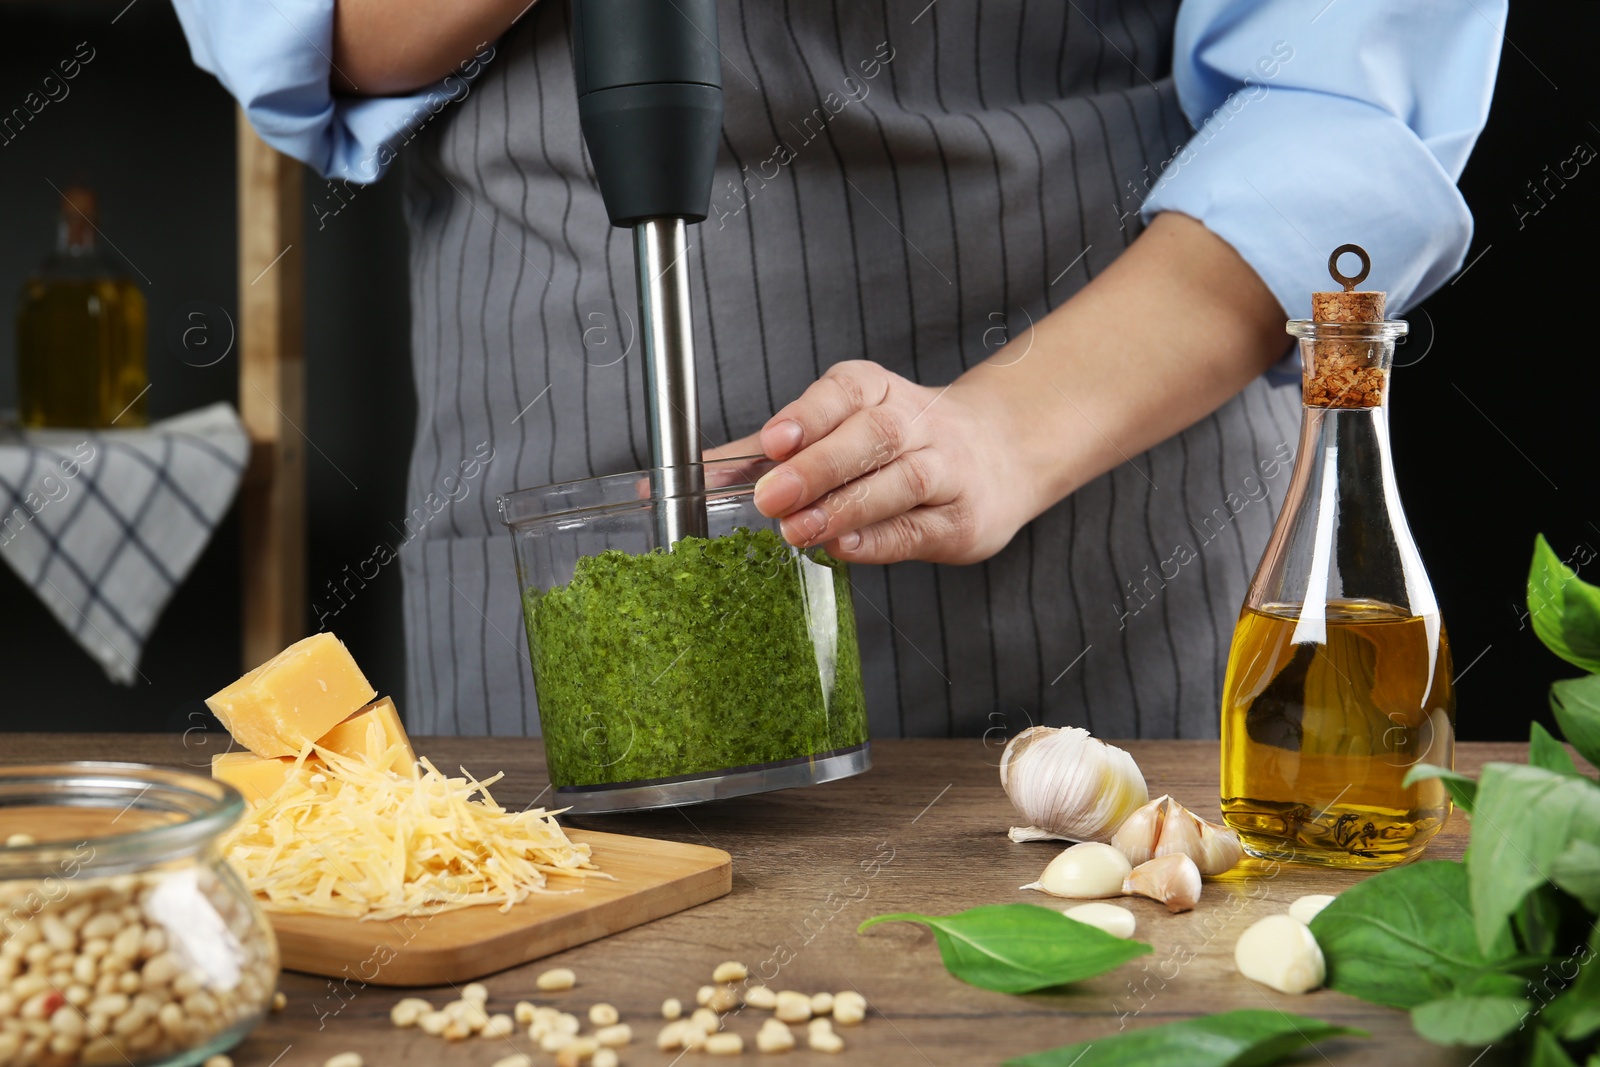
[{"x1": 524, "y1": 526, "x2": 868, "y2": 788}]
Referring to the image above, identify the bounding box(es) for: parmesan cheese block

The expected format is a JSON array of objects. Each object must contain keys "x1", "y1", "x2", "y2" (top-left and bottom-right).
[
  {"x1": 207, "y1": 632, "x2": 377, "y2": 758},
  {"x1": 316, "y1": 696, "x2": 416, "y2": 773},
  {"x1": 212, "y1": 751, "x2": 317, "y2": 804}
]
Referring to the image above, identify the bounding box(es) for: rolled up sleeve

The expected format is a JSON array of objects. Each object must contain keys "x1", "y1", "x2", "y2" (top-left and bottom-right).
[
  {"x1": 172, "y1": 0, "x2": 491, "y2": 183},
  {"x1": 1142, "y1": 0, "x2": 1506, "y2": 317}
]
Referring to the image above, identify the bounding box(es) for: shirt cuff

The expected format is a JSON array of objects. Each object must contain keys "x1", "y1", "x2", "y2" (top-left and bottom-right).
[
  {"x1": 172, "y1": 0, "x2": 490, "y2": 183},
  {"x1": 1140, "y1": 84, "x2": 1474, "y2": 319}
]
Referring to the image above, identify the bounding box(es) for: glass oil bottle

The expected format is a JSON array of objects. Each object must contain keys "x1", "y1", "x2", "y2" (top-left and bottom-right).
[
  {"x1": 16, "y1": 185, "x2": 149, "y2": 429},
  {"x1": 1219, "y1": 245, "x2": 1454, "y2": 869}
]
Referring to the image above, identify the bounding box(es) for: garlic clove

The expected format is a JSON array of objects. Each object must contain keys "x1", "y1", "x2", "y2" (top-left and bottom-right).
[
  {"x1": 1288, "y1": 894, "x2": 1336, "y2": 925},
  {"x1": 1110, "y1": 795, "x2": 1168, "y2": 866},
  {"x1": 1110, "y1": 795, "x2": 1243, "y2": 877},
  {"x1": 1193, "y1": 818, "x2": 1245, "y2": 876},
  {"x1": 1122, "y1": 854, "x2": 1201, "y2": 913},
  {"x1": 1061, "y1": 902, "x2": 1137, "y2": 939},
  {"x1": 1000, "y1": 727, "x2": 1148, "y2": 844},
  {"x1": 1234, "y1": 914, "x2": 1325, "y2": 993},
  {"x1": 1153, "y1": 803, "x2": 1203, "y2": 864},
  {"x1": 1021, "y1": 842, "x2": 1132, "y2": 899}
]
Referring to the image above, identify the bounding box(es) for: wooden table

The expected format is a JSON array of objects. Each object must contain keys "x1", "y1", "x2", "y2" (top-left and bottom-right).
[{"x1": 5, "y1": 735, "x2": 1534, "y2": 1066}]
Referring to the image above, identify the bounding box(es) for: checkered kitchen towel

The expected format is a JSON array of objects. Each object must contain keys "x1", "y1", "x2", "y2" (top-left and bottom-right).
[{"x1": 0, "y1": 403, "x2": 249, "y2": 683}]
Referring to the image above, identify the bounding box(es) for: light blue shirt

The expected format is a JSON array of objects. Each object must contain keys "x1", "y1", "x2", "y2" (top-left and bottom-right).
[{"x1": 172, "y1": 0, "x2": 1505, "y2": 319}]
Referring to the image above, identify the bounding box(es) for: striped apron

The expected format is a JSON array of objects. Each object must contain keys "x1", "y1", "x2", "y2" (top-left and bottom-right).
[{"x1": 394, "y1": 0, "x2": 1303, "y2": 739}]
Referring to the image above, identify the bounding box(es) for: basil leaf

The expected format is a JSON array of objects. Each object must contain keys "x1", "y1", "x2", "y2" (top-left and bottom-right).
[
  {"x1": 1310, "y1": 860, "x2": 1513, "y2": 1008},
  {"x1": 1469, "y1": 762, "x2": 1600, "y2": 954},
  {"x1": 857, "y1": 904, "x2": 1151, "y2": 993},
  {"x1": 1545, "y1": 925, "x2": 1600, "y2": 1041},
  {"x1": 1551, "y1": 838, "x2": 1600, "y2": 912},
  {"x1": 1404, "y1": 763, "x2": 1478, "y2": 813},
  {"x1": 1514, "y1": 883, "x2": 1567, "y2": 957},
  {"x1": 1551, "y1": 673, "x2": 1600, "y2": 770},
  {"x1": 1002, "y1": 1010, "x2": 1366, "y2": 1067},
  {"x1": 1529, "y1": 533, "x2": 1600, "y2": 674},
  {"x1": 1527, "y1": 1025, "x2": 1581, "y2": 1067},
  {"x1": 1459, "y1": 970, "x2": 1532, "y2": 997},
  {"x1": 1410, "y1": 995, "x2": 1530, "y2": 1045},
  {"x1": 1531, "y1": 722, "x2": 1582, "y2": 776}
]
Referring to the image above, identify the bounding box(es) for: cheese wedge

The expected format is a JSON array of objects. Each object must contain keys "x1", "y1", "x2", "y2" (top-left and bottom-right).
[
  {"x1": 206, "y1": 632, "x2": 377, "y2": 758},
  {"x1": 317, "y1": 696, "x2": 415, "y2": 772},
  {"x1": 212, "y1": 751, "x2": 316, "y2": 805}
]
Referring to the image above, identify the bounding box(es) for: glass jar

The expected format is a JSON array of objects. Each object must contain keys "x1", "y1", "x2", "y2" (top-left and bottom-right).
[
  {"x1": 1219, "y1": 316, "x2": 1455, "y2": 869},
  {"x1": 0, "y1": 763, "x2": 278, "y2": 1067},
  {"x1": 500, "y1": 456, "x2": 872, "y2": 813}
]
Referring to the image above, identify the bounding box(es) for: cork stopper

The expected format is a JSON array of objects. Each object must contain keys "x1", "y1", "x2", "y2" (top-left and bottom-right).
[
  {"x1": 1303, "y1": 244, "x2": 1387, "y2": 408},
  {"x1": 59, "y1": 185, "x2": 97, "y2": 250}
]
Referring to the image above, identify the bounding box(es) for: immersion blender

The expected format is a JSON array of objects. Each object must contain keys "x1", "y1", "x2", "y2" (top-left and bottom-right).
[{"x1": 571, "y1": 0, "x2": 723, "y2": 545}]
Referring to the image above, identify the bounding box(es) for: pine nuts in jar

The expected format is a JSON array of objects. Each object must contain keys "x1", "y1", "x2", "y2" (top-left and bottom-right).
[{"x1": 0, "y1": 762, "x2": 279, "y2": 1067}]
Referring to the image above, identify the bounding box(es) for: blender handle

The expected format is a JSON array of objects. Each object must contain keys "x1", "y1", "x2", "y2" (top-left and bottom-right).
[{"x1": 571, "y1": 0, "x2": 724, "y2": 228}]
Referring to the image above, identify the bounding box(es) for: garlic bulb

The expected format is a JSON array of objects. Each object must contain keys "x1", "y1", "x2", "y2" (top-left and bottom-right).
[
  {"x1": 999, "y1": 727, "x2": 1148, "y2": 843},
  {"x1": 1111, "y1": 795, "x2": 1244, "y2": 875},
  {"x1": 1123, "y1": 854, "x2": 1202, "y2": 913}
]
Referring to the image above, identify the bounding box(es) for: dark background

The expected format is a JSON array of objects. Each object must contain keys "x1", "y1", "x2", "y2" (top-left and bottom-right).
[{"x1": 0, "y1": 1, "x2": 1592, "y2": 740}]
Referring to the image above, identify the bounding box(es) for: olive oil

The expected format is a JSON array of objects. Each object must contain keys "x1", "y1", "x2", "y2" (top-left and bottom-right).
[
  {"x1": 1220, "y1": 599, "x2": 1454, "y2": 867},
  {"x1": 15, "y1": 186, "x2": 148, "y2": 429}
]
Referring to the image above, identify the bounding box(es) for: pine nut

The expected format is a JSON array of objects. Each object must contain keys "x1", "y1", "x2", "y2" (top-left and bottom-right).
[
  {"x1": 661, "y1": 997, "x2": 683, "y2": 1020},
  {"x1": 705, "y1": 1031, "x2": 744, "y2": 1055},
  {"x1": 388, "y1": 998, "x2": 428, "y2": 1030},
  {"x1": 482, "y1": 1013, "x2": 514, "y2": 1038},
  {"x1": 595, "y1": 1023, "x2": 632, "y2": 1047},
  {"x1": 707, "y1": 985, "x2": 741, "y2": 1012},
  {"x1": 589, "y1": 1002, "x2": 619, "y2": 1026},
  {"x1": 774, "y1": 990, "x2": 811, "y2": 1023},
  {"x1": 809, "y1": 1027, "x2": 844, "y2": 1053},
  {"x1": 323, "y1": 1055, "x2": 363, "y2": 1067},
  {"x1": 593, "y1": 1050, "x2": 620, "y2": 1067},
  {"x1": 657, "y1": 1020, "x2": 689, "y2": 1050},
  {"x1": 712, "y1": 960, "x2": 748, "y2": 983},
  {"x1": 203, "y1": 1057, "x2": 234, "y2": 1067},
  {"x1": 832, "y1": 990, "x2": 866, "y2": 1026},
  {"x1": 461, "y1": 982, "x2": 489, "y2": 1004},
  {"x1": 696, "y1": 984, "x2": 714, "y2": 1005},
  {"x1": 810, "y1": 991, "x2": 834, "y2": 1015},
  {"x1": 745, "y1": 985, "x2": 776, "y2": 1010},
  {"x1": 691, "y1": 1006, "x2": 720, "y2": 1033},
  {"x1": 271, "y1": 990, "x2": 287, "y2": 1012},
  {"x1": 535, "y1": 967, "x2": 576, "y2": 991},
  {"x1": 491, "y1": 1057, "x2": 532, "y2": 1067},
  {"x1": 757, "y1": 1018, "x2": 796, "y2": 1052},
  {"x1": 514, "y1": 1000, "x2": 537, "y2": 1025}
]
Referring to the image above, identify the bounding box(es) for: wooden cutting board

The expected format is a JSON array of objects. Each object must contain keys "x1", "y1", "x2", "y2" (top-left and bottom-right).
[{"x1": 268, "y1": 829, "x2": 731, "y2": 986}]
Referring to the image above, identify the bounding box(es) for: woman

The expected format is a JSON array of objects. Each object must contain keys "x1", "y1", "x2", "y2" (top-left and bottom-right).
[{"x1": 173, "y1": 0, "x2": 1503, "y2": 738}]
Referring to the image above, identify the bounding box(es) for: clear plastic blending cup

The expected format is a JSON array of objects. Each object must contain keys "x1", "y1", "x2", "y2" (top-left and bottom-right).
[{"x1": 498, "y1": 456, "x2": 872, "y2": 813}]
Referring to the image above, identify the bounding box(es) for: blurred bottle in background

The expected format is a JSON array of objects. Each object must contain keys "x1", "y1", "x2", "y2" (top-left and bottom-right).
[{"x1": 16, "y1": 185, "x2": 148, "y2": 428}]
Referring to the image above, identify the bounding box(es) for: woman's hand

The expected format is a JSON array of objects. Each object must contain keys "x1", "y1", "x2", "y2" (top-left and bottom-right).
[
  {"x1": 708, "y1": 213, "x2": 1288, "y2": 568},
  {"x1": 712, "y1": 361, "x2": 1042, "y2": 566}
]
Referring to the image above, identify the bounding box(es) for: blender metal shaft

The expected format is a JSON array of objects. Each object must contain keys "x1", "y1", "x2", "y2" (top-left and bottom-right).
[{"x1": 633, "y1": 217, "x2": 707, "y2": 544}]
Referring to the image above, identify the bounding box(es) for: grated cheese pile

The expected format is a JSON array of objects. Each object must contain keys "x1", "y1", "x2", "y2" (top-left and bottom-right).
[{"x1": 221, "y1": 739, "x2": 603, "y2": 921}]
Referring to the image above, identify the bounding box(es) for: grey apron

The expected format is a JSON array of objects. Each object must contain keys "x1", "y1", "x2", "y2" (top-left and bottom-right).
[{"x1": 395, "y1": 0, "x2": 1303, "y2": 739}]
